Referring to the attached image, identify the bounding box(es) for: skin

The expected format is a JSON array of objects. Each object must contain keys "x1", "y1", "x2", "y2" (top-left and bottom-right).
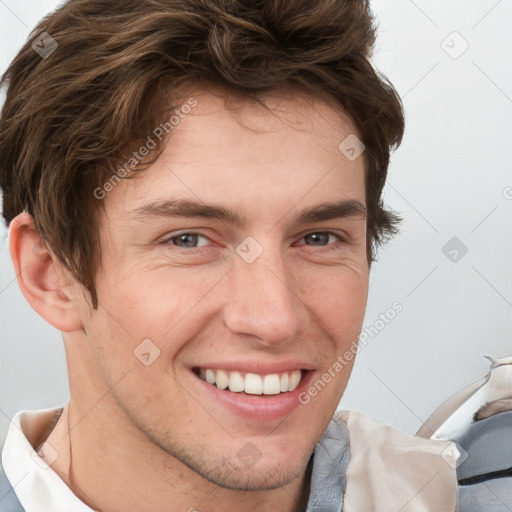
[{"x1": 10, "y1": 87, "x2": 369, "y2": 512}]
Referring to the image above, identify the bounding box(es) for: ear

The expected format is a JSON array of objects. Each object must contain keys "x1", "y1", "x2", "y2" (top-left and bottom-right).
[{"x1": 9, "y1": 212, "x2": 83, "y2": 332}]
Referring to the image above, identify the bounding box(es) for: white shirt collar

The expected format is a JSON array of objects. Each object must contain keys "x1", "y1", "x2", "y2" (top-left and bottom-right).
[{"x1": 2, "y1": 408, "x2": 94, "y2": 512}]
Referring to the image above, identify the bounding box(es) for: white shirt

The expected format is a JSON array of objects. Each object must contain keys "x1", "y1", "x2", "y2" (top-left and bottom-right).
[{"x1": 2, "y1": 408, "x2": 94, "y2": 512}]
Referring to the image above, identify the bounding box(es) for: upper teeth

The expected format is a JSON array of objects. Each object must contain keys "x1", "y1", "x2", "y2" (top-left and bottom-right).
[{"x1": 200, "y1": 369, "x2": 302, "y2": 395}]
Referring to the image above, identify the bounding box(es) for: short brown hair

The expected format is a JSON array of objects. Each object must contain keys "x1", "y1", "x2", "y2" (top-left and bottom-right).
[{"x1": 0, "y1": 0, "x2": 404, "y2": 308}]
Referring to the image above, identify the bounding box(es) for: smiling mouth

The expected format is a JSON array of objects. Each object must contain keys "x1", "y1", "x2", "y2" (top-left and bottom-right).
[{"x1": 194, "y1": 368, "x2": 304, "y2": 396}]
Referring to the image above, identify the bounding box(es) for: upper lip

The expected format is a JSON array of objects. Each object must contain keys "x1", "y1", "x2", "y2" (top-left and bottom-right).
[{"x1": 191, "y1": 360, "x2": 315, "y2": 375}]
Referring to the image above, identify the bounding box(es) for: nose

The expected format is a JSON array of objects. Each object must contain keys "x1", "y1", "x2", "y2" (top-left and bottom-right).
[{"x1": 222, "y1": 248, "x2": 302, "y2": 347}]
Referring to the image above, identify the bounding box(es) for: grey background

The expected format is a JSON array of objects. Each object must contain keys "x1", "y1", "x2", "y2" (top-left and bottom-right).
[{"x1": 1, "y1": 0, "x2": 511, "y2": 444}]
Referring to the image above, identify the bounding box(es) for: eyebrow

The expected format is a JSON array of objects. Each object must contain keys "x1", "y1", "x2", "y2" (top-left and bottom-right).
[{"x1": 131, "y1": 198, "x2": 367, "y2": 226}]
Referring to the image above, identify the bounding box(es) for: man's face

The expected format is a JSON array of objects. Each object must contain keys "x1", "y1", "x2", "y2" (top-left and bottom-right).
[{"x1": 70, "y1": 89, "x2": 369, "y2": 490}]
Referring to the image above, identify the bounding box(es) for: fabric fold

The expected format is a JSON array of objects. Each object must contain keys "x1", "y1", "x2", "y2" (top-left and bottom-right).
[{"x1": 340, "y1": 410, "x2": 458, "y2": 512}]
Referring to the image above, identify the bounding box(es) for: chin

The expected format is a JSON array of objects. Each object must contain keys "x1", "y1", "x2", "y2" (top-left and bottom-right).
[
  {"x1": 158, "y1": 435, "x2": 313, "y2": 491},
  {"x1": 192, "y1": 453, "x2": 311, "y2": 491}
]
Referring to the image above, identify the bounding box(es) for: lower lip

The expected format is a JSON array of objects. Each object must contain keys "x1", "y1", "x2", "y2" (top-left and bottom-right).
[{"x1": 191, "y1": 371, "x2": 314, "y2": 422}]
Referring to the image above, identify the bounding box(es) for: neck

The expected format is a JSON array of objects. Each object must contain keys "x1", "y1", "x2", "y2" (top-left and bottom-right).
[{"x1": 44, "y1": 400, "x2": 311, "y2": 512}]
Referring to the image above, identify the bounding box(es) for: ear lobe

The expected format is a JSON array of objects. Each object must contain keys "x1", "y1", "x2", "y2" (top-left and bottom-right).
[{"x1": 9, "y1": 212, "x2": 83, "y2": 332}]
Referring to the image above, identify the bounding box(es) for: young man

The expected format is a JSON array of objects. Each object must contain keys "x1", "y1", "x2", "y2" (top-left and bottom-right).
[{"x1": 0, "y1": 1, "x2": 460, "y2": 510}]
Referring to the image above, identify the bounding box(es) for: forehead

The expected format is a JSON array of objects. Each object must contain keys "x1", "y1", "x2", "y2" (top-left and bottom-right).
[
  {"x1": 164, "y1": 86, "x2": 362, "y2": 162},
  {"x1": 105, "y1": 88, "x2": 366, "y2": 223}
]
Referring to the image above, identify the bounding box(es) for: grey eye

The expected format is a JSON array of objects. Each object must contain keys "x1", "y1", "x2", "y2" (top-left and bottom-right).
[
  {"x1": 170, "y1": 233, "x2": 208, "y2": 248},
  {"x1": 304, "y1": 233, "x2": 332, "y2": 246}
]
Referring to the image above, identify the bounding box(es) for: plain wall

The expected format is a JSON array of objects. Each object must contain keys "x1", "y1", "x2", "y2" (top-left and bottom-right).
[{"x1": 1, "y1": 0, "x2": 511, "y2": 444}]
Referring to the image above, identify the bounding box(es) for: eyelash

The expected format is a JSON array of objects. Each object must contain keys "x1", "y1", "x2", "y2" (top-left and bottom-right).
[{"x1": 164, "y1": 230, "x2": 347, "y2": 252}]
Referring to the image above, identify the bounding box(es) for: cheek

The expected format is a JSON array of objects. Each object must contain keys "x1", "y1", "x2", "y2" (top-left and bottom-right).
[
  {"x1": 94, "y1": 265, "x2": 203, "y2": 333},
  {"x1": 85, "y1": 265, "x2": 228, "y2": 378},
  {"x1": 297, "y1": 264, "x2": 368, "y2": 333}
]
